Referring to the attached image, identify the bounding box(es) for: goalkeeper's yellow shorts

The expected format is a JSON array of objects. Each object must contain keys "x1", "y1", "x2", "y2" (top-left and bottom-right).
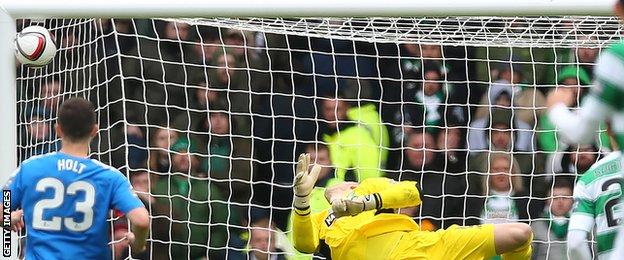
[{"x1": 388, "y1": 224, "x2": 497, "y2": 260}]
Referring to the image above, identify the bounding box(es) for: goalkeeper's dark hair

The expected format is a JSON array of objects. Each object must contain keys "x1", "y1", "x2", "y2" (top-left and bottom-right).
[{"x1": 58, "y1": 97, "x2": 96, "y2": 142}]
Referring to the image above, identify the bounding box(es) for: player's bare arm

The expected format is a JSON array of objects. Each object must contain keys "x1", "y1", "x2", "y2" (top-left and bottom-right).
[
  {"x1": 10, "y1": 209, "x2": 24, "y2": 232},
  {"x1": 126, "y1": 207, "x2": 150, "y2": 253}
]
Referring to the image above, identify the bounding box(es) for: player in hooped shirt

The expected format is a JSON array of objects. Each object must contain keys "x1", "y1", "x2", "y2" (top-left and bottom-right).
[{"x1": 5, "y1": 98, "x2": 149, "y2": 259}]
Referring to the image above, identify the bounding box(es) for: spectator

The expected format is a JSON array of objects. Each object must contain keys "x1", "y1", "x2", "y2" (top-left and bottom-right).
[
  {"x1": 346, "y1": 102, "x2": 389, "y2": 166},
  {"x1": 478, "y1": 152, "x2": 524, "y2": 225},
  {"x1": 393, "y1": 62, "x2": 464, "y2": 141},
  {"x1": 467, "y1": 107, "x2": 533, "y2": 153},
  {"x1": 223, "y1": 29, "x2": 254, "y2": 64},
  {"x1": 435, "y1": 122, "x2": 468, "y2": 174},
  {"x1": 122, "y1": 21, "x2": 202, "y2": 125},
  {"x1": 148, "y1": 127, "x2": 178, "y2": 173},
  {"x1": 468, "y1": 108, "x2": 542, "y2": 177},
  {"x1": 193, "y1": 81, "x2": 227, "y2": 112},
  {"x1": 320, "y1": 96, "x2": 382, "y2": 182},
  {"x1": 200, "y1": 111, "x2": 231, "y2": 175},
  {"x1": 573, "y1": 35, "x2": 600, "y2": 77},
  {"x1": 469, "y1": 107, "x2": 546, "y2": 219},
  {"x1": 400, "y1": 130, "x2": 437, "y2": 174},
  {"x1": 210, "y1": 29, "x2": 271, "y2": 111},
  {"x1": 221, "y1": 29, "x2": 272, "y2": 113},
  {"x1": 546, "y1": 144, "x2": 601, "y2": 182},
  {"x1": 172, "y1": 79, "x2": 229, "y2": 132},
  {"x1": 211, "y1": 53, "x2": 241, "y2": 89},
  {"x1": 395, "y1": 130, "x2": 464, "y2": 229},
  {"x1": 193, "y1": 27, "x2": 220, "y2": 65},
  {"x1": 401, "y1": 44, "x2": 450, "y2": 79},
  {"x1": 531, "y1": 179, "x2": 574, "y2": 260},
  {"x1": 301, "y1": 38, "x2": 378, "y2": 98},
  {"x1": 171, "y1": 137, "x2": 202, "y2": 175},
  {"x1": 126, "y1": 125, "x2": 148, "y2": 169},
  {"x1": 129, "y1": 168, "x2": 155, "y2": 207},
  {"x1": 434, "y1": 123, "x2": 473, "y2": 227},
  {"x1": 196, "y1": 111, "x2": 252, "y2": 203},
  {"x1": 41, "y1": 80, "x2": 62, "y2": 114},
  {"x1": 556, "y1": 65, "x2": 592, "y2": 88},
  {"x1": 151, "y1": 137, "x2": 230, "y2": 259},
  {"x1": 248, "y1": 218, "x2": 289, "y2": 260},
  {"x1": 21, "y1": 109, "x2": 61, "y2": 159},
  {"x1": 474, "y1": 60, "x2": 546, "y2": 126},
  {"x1": 208, "y1": 52, "x2": 252, "y2": 135}
]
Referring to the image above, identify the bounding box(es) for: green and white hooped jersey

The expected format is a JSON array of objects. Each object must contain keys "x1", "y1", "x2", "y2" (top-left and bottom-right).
[
  {"x1": 569, "y1": 151, "x2": 624, "y2": 259},
  {"x1": 593, "y1": 42, "x2": 624, "y2": 151},
  {"x1": 481, "y1": 190, "x2": 519, "y2": 225}
]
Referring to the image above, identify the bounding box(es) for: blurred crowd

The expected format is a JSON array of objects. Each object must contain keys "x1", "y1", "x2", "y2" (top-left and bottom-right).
[{"x1": 16, "y1": 19, "x2": 604, "y2": 259}]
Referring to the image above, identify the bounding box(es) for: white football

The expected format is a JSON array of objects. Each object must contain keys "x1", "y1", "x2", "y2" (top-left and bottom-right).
[{"x1": 14, "y1": 26, "x2": 57, "y2": 67}]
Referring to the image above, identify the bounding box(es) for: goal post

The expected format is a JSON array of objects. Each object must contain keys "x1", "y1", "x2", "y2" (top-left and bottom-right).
[
  {"x1": 0, "y1": 8, "x2": 15, "y2": 181},
  {"x1": 0, "y1": 9, "x2": 16, "y2": 260},
  {"x1": 1, "y1": 1, "x2": 623, "y2": 260}
]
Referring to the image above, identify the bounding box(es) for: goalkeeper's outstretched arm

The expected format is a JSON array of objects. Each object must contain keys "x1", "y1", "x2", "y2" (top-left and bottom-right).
[
  {"x1": 292, "y1": 153, "x2": 322, "y2": 253},
  {"x1": 292, "y1": 206, "x2": 320, "y2": 254},
  {"x1": 330, "y1": 178, "x2": 421, "y2": 217},
  {"x1": 373, "y1": 179, "x2": 421, "y2": 209}
]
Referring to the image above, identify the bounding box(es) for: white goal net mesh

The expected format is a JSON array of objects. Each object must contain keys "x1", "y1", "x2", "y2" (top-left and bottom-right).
[{"x1": 15, "y1": 16, "x2": 624, "y2": 259}]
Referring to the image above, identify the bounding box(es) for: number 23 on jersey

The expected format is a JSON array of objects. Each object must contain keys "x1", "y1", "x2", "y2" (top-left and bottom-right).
[{"x1": 33, "y1": 177, "x2": 95, "y2": 232}]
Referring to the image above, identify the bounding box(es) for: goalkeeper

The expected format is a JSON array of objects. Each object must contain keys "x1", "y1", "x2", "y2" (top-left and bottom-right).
[{"x1": 291, "y1": 153, "x2": 532, "y2": 260}]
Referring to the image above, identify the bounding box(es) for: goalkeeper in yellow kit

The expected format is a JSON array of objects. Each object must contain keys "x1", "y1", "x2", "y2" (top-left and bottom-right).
[{"x1": 292, "y1": 153, "x2": 532, "y2": 260}]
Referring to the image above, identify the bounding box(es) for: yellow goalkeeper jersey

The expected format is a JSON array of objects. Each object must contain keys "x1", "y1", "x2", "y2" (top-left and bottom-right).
[
  {"x1": 292, "y1": 177, "x2": 504, "y2": 260},
  {"x1": 292, "y1": 178, "x2": 423, "y2": 259}
]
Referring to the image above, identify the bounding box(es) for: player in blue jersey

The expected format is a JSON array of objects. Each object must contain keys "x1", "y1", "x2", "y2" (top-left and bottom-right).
[{"x1": 5, "y1": 97, "x2": 149, "y2": 260}]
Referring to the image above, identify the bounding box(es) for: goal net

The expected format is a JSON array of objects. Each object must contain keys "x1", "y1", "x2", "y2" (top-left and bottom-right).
[{"x1": 15, "y1": 16, "x2": 621, "y2": 259}]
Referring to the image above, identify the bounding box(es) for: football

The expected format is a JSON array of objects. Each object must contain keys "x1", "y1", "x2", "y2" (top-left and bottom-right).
[{"x1": 14, "y1": 26, "x2": 57, "y2": 67}]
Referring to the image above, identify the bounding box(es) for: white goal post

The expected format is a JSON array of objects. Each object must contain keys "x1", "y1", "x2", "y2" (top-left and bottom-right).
[{"x1": 0, "y1": 1, "x2": 621, "y2": 260}]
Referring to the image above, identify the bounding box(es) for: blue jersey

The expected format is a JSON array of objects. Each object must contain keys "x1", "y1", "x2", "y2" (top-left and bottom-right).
[{"x1": 6, "y1": 152, "x2": 144, "y2": 260}]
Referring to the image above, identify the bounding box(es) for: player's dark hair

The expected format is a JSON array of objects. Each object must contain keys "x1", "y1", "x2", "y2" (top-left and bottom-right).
[{"x1": 58, "y1": 97, "x2": 96, "y2": 142}]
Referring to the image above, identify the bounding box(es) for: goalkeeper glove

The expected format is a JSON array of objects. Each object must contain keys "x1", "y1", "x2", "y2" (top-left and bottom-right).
[
  {"x1": 331, "y1": 193, "x2": 381, "y2": 218},
  {"x1": 293, "y1": 153, "x2": 321, "y2": 214}
]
